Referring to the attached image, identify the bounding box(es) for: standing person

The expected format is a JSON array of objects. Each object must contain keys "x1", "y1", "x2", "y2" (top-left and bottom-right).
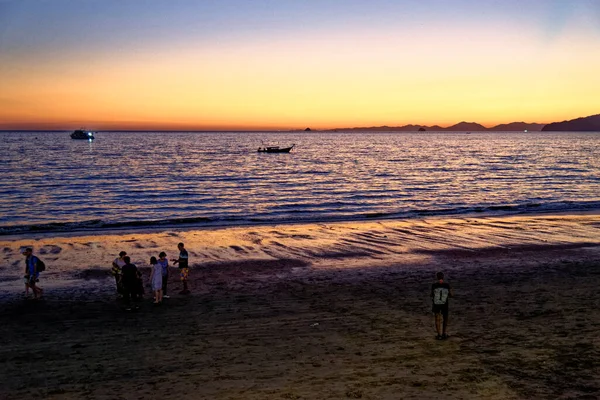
[
  {"x1": 431, "y1": 271, "x2": 453, "y2": 340},
  {"x1": 111, "y1": 251, "x2": 127, "y2": 296},
  {"x1": 149, "y1": 256, "x2": 163, "y2": 304},
  {"x1": 22, "y1": 248, "x2": 43, "y2": 299},
  {"x1": 121, "y1": 256, "x2": 140, "y2": 311},
  {"x1": 157, "y1": 252, "x2": 170, "y2": 299},
  {"x1": 135, "y1": 268, "x2": 145, "y2": 300},
  {"x1": 171, "y1": 242, "x2": 190, "y2": 295}
]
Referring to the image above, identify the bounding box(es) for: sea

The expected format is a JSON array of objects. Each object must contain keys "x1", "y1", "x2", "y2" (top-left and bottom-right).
[{"x1": 1, "y1": 131, "x2": 599, "y2": 235}]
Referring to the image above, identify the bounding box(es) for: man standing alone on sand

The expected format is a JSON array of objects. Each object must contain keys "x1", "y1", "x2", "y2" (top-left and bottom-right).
[
  {"x1": 431, "y1": 271, "x2": 453, "y2": 340},
  {"x1": 171, "y1": 242, "x2": 190, "y2": 295},
  {"x1": 22, "y1": 248, "x2": 43, "y2": 299}
]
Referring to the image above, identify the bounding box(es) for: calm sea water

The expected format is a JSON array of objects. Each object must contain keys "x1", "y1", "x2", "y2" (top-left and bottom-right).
[{"x1": 1, "y1": 131, "x2": 599, "y2": 234}]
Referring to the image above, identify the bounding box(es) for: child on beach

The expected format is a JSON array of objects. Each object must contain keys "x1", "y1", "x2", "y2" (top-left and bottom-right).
[
  {"x1": 149, "y1": 256, "x2": 163, "y2": 304},
  {"x1": 171, "y1": 243, "x2": 190, "y2": 295},
  {"x1": 157, "y1": 252, "x2": 169, "y2": 298},
  {"x1": 431, "y1": 271, "x2": 453, "y2": 340},
  {"x1": 135, "y1": 268, "x2": 145, "y2": 300}
]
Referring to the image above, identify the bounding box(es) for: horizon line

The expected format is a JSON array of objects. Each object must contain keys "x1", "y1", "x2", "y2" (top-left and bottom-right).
[
  {"x1": 0, "y1": 121, "x2": 549, "y2": 133},
  {"x1": 3, "y1": 113, "x2": 599, "y2": 132}
]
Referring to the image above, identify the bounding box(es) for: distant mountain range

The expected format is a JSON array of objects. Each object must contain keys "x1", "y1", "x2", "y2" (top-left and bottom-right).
[
  {"x1": 311, "y1": 113, "x2": 600, "y2": 132},
  {"x1": 541, "y1": 114, "x2": 600, "y2": 131}
]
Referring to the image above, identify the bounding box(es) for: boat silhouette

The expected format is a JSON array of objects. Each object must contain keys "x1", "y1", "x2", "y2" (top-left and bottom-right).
[
  {"x1": 257, "y1": 144, "x2": 295, "y2": 153},
  {"x1": 70, "y1": 129, "x2": 95, "y2": 140}
]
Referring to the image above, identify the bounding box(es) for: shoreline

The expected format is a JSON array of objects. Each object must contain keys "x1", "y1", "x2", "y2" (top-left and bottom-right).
[
  {"x1": 1, "y1": 212, "x2": 598, "y2": 268},
  {"x1": 2, "y1": 213, "x2": 599, "y2": 288},
  {"x1": 2, "y1": 208, "x2": 600, "y2": 241}
]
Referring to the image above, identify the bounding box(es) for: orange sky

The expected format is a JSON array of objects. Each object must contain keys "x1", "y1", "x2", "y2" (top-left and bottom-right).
[{"x1": 1, "y1": 1, "x2": 599, "y2": 130}]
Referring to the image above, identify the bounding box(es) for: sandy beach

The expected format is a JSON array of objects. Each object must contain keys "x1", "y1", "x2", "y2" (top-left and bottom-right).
[{"x1": 1, "y1": 213, "x2": 600, "y2": 399}]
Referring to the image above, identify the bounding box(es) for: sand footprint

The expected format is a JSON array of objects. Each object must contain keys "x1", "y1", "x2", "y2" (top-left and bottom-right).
[
  {"x1": 39, "y1": 245, "x2": 63, "y2": 255},
  {"x1": 230, "y1": 245, "x2": 248, "y2": 254}
]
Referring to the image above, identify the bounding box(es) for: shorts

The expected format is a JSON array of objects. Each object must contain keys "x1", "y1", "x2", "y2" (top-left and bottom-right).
[
  {"x1": 180, "y1": 268, "x2": 189, "y2": 281},
  {"x1": 432, "y1": 303, "x2": 449, "y2": 317}
]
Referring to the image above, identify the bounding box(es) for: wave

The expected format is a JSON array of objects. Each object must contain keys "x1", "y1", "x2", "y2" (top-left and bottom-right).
[
  {"x1": 2, "y1": 200, "x2": 600, "y2": 236},
  {"x1": 0, "y1": 217, "x2": 214, "y2": 235}
]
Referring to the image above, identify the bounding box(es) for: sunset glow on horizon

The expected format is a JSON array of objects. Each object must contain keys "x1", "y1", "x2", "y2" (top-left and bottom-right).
[{"x1": 1, "y1": 0, "x2": 600, "y2": 131}]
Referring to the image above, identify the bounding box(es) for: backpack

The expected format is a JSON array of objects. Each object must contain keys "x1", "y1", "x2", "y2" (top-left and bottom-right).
[
  {"x1": 36, "y1": 258, "x2": 46, "y2": 272},
  {"x1": 433, "y1": 286, "x2": 449, "y2": 305}
]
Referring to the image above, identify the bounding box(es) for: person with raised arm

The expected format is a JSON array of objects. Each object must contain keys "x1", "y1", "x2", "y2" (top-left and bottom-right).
[{"x1": 171, "y1": 243, "x2": 190, "y2": 295}]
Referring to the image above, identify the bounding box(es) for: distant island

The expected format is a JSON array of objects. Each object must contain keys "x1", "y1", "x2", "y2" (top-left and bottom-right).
[
  {"x1": 295, "y1": 113, "x2": 600, "y2": 132},
  {"x1": 542, "y1": 114, "x2": 600, "y2": 131}
]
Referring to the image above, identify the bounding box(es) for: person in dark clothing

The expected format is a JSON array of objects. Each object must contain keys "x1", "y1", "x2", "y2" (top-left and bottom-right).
[
  {"x1": 431, "y1": 271, "x2": 453, "y2": 340},
  {"x1": 121, "y1": 256, "x2": 140, "y2": 310}
]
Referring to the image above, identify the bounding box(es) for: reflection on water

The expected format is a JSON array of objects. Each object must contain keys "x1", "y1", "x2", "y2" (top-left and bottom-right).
[{"x1": 0, "y1": 131, "x2": 599, "y2": 233}]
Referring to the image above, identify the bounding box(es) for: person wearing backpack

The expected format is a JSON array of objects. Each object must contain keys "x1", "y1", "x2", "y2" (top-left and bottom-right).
[
  {"x1": 431, "y1": 271, "x2": 453, "y2": 340},
  {"x1": 22, "y1": 248, "x2": 44, "y2": 299}
]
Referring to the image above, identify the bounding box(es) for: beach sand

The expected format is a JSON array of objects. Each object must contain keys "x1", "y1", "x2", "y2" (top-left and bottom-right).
[{"x1": 1, "y1": 214, "x2": 599, "y2": 399}]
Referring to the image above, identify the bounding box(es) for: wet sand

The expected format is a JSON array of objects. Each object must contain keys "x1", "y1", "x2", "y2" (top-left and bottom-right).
[{"x1": 1, "y1": 214, "x2": 600, "y2": 399}]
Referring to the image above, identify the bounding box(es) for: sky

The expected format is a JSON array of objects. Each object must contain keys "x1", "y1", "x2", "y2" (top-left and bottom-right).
[{"x1": 1, "y1": 0, "x2": 599, "y2": 131}]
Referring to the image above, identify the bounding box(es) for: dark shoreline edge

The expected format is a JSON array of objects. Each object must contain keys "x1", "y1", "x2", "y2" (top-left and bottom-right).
[
  {"x1": 4, "y1": 198, "x2": 600, "y2": 238},
  {"x1": 2, "y1": 208, "x2": 599, "y2": 241}
]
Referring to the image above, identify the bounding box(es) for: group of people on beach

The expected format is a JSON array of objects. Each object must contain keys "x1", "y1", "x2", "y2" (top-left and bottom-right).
[
  {"x1": 21, "y1": 242, "x2": 454, "y2": 339},
  {"x1": 110, "y1": 242, "x2": 190, "y2": 310}
]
